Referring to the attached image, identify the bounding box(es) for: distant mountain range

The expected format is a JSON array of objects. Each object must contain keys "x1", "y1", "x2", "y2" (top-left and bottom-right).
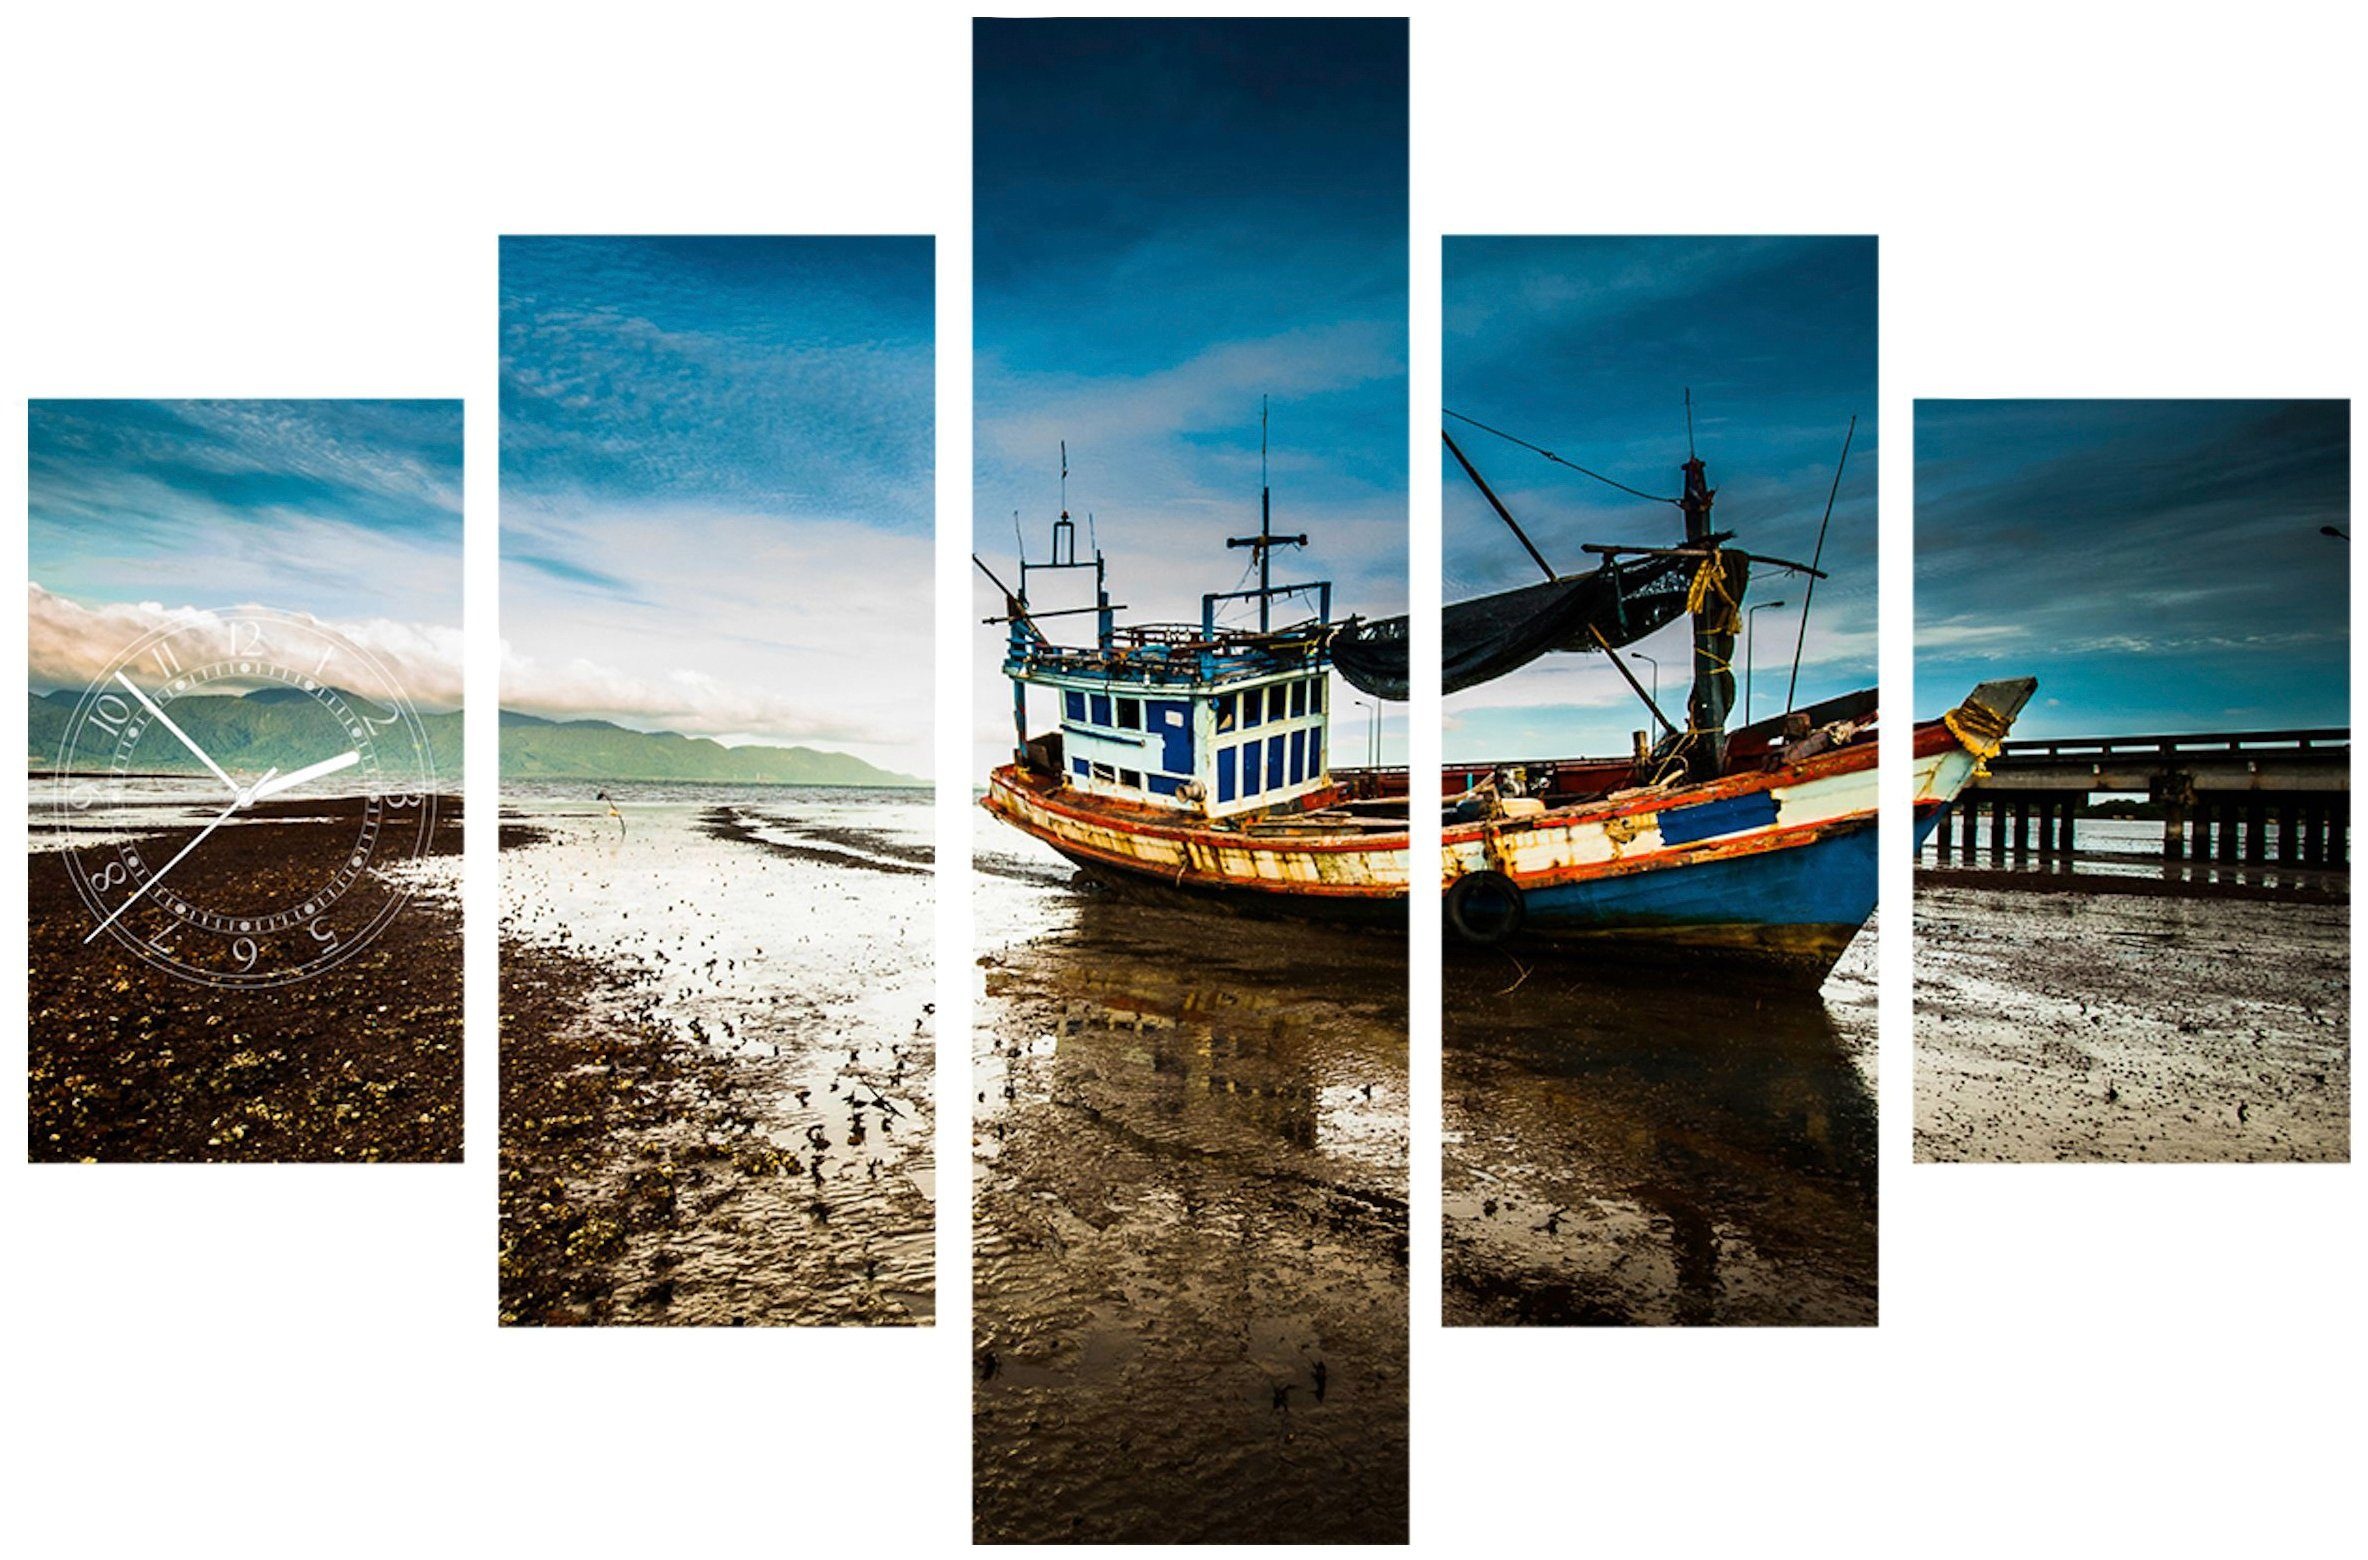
[
  {"x1": 496, "y1": 709, "x2": 921, "y2": 786},
  {"x1": 26, "y1": 689, "x2": 923, "y2": 788}
]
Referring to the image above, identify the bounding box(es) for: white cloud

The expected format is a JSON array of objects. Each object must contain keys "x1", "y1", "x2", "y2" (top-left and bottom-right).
[
  {"x1": 29, "y1": 583, "x2": 465, "y2": 708},
  {"x1": 501, "y1": 499, "x2": 934, "y2": 774}
]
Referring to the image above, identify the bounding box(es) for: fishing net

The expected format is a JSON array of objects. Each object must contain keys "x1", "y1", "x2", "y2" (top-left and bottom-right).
[{"x1": 1329, "y1": 552, "x2": 1698, "y2": 700}]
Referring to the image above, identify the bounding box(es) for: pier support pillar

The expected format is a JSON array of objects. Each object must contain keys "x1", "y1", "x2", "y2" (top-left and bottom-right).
[{"x1": 2163, "y1": 802, "x2": 2186, "y2": 861}]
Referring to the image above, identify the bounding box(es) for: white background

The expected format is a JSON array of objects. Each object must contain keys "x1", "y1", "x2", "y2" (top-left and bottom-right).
[{"x1": 3, "y1": 3, "x2": 2358, "y2": 1554}]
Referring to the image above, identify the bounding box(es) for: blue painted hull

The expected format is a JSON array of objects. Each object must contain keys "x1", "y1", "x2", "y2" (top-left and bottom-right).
[{"x1": 1520, "y1": 821, "x2": 1880, "y2": 985}]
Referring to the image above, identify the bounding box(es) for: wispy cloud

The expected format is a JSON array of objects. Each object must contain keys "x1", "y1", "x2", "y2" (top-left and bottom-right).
[
  {"x1": 29, "y1": 583, "x2": 464, "y2": 708},
  {"x1": 500, "y1": 500, "x2": 933, "y2": 762},
  {"x1": 1915, "y1": 399, "x2": 2349, "y2": 736},
  {"x1": 500, "y1": 237, "x2": 936, "y2": 775},
  {"x1": 29, "y1": 399, "x2": 463, "y2": 629}
]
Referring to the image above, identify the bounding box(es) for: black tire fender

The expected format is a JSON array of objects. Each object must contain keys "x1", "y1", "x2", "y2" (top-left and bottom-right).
[{"x1": 1445, "y1": 869, "x2": 1525, "y2": 945}]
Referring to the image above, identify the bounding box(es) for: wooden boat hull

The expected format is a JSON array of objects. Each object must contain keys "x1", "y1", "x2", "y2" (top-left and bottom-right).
[
  {"x1": 983, "y1": 764, "x2": 1410, "y2": 917},
  {"x1": 1442, "y1": 739, "x2": 1883, "y2": 985},
  {"x1": 985, "y1": 680, "x2": 2024, "y2": 982}
]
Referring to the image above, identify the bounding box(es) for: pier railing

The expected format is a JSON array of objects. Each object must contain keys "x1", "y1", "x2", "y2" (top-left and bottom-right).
[{"x1": 1942, "y1": 726, "x2": 2349, "y2": 867}]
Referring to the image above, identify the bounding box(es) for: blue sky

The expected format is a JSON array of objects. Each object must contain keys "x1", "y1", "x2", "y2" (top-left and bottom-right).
[
  {"x1": 972, "y1": 18, "x2": 1408, "y2": 773},
  {"x1": 1917, "y1": 399, "x2": 2349, "y2": 736},
  {"x1": 1442, "y1": 236, "x2": 1877, "y2": 760},
  {"x1": 500, "y1": 235, "x2": 935, "y2": 774},
  {"x1": 28, "y1": 398, "x2": 464, "y2": 702}
]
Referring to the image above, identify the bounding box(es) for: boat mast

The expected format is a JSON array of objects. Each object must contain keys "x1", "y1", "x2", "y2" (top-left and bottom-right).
[
  {"x1": 1679, "y1": 390, "x2": 1746, "y2": 779},
  {"x1": 1228, "y1": 397, "x2": 1307, "y2": 633}
]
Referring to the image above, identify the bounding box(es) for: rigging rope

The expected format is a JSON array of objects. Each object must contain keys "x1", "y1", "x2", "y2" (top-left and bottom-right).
[
  {"x1": 1683, "y1": 550, "x2": 1743, "y2": 634},
  {"x1": 1444, "y1": 409, "x2": 1683, "y2": 507}
]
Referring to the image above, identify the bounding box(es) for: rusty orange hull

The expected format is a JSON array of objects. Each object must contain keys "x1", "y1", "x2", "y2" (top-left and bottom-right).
[{"x1": 983, "y1": 763, "x2": 1409, "y2": 917}]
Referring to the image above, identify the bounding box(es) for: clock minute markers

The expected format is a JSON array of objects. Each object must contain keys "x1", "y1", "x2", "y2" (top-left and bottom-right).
[
  {"x1": 83, "y1": 749, "x2": 363, "y2": 947},
  {"x1": 113, "y1": 670, "x2": 238, "y2": 796},
  {"x1": 83, "y1": 767, "x2": 279, "y2": 945}
]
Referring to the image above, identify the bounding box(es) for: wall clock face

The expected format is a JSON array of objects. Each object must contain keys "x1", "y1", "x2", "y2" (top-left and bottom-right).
[{"x1": 49, "y1": 607, "x2": 440, "y2": 988}]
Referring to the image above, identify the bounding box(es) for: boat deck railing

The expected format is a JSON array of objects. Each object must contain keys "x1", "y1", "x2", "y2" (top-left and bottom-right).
[{"x1": 1012, "y1": 628, "x2": 1329, "y2": 687}]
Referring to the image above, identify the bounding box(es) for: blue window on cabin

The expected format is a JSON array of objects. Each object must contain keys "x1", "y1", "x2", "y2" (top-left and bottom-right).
[
  {"x1": 1290, "y1": 681, "x2": 1307, "y2": 718},
  {"x1": 1150, "y1": 699, "x2": 1193, "y2": 774},
  {"x1": 1268, "y1": 734, "x2": 1285, "y2": 789},
  {"x1": 1290, "y1": 729, "x2": 1306, "y2": 784},
  {"x1": 1242, "y1": 741, "x2": 1261, "y2": 794},
  {"x1": 1117, "y1": 698, "x2": 1141, "y2": 730},
  {"x1": 1064, "y1": 690, "x2": 1086, "y2": 723},
  {"x1": 1268, "y1": 685, "x2": 1286, "y2": 722},
  {"x1": 1215, "y1": 693, "x2": 1236, "y2": 733},
  {"x1": 1310, "y1": 678, "x2": 1324, "y2": 714},
  {"x1": 1072, "y1": 757, "x2": 1089, "y2": 778},
  {"x1": 1242, "y1": 693, "x2": 1262, "y2": 731},
  {"x1": 1090, "y1": 693, "x2": 1112, "y2": 727},
  {"x1": 1148, "y1": 774, "x2": 1182, "y2": 797},
  {"x1": 1216, "y1": 747, "x2": 1236, "y2": 803}
]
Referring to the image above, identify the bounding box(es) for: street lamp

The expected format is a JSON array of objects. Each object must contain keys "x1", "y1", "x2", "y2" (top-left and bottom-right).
[
  {"x1": 1633, "y1": 651, "x2": 1659, "y2": 710},
  {"x1": 1745, "y1": 600, "x2": 1788, "y2": 724},
  {"x1": 1351, "y1": 698, "x2": 1380, "y2": 769}
]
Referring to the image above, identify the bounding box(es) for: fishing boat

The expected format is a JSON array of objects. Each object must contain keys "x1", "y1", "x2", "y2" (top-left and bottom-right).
[
  {"x1": 1344, "y1": 411, "x2": 2027, "y2": 987},
  {"x1": 976, "y1": 438, "x2": 1412, "y2": 919},
  {"x1": 977, "y1": 413, "x2": 2031, "y2": 987}
]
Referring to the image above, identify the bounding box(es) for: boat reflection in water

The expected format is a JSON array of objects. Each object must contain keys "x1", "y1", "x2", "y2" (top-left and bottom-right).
[
  {"x1": 973, "y1": 839, "x2": 1409, "y2": 1544},
  {"x1": 1443, "y1": 926, "x2": 1878, "y2": 1327}
]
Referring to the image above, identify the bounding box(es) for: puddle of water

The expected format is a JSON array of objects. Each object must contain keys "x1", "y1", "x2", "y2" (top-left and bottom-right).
[
  {"x1": 972, "y1": 817, "x2": 1409, "y2": 1543},
  {"x1": 501, "y1": 783, "x2": 935, "y2": 1324}
]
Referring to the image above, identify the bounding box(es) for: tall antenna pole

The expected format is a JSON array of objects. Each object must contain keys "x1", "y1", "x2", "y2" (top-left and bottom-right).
[
  {"x1": 1228, "y1": 396, "x2": 1306, "y2": 634},
  {"x1": 1259, "y1": 396, "x2": 1272, "y2": 631}
]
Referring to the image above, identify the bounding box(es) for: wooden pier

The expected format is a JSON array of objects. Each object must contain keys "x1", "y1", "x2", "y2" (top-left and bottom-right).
[{"x1": 1931, "y1": 728, "x2": 2350, "y2": 867}]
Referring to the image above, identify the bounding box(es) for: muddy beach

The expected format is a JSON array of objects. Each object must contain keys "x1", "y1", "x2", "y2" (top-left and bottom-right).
[
  {"x1": 972, "y1": 828, "x2": 1409, "y2": 1544},
  {"x1": 1442, "y1": 923, "x2": 1880, "y2": 1327},
  {"x1": 26, "y1": 795, "x2": 463, "y2": 1164},
  {"x1": 498, "y1": 784, "x2": 934, "y2": 1326},
  {"x1": 1915, "y1": 884, "x2": 2349, "y2": 1162}
]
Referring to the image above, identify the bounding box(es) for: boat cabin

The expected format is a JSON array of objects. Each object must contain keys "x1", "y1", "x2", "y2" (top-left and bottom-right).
[
  {"x1": 998, "y1": 511, "x2": 1338, "y2": 822},
  {"x1": 1025, "y1": 654, "x2": 1333, "y2": 820}
]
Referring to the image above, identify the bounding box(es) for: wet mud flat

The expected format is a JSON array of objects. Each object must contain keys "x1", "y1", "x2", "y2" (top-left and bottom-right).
[
  {"x1": 973, "y1": 861, "x2": 1409, "y2": 1544},
  {"x1": 1443, "y1": 923, "x2": 1879, "y2": 1327},
  {"x1": 27, "y1": 797, "x2": 463, "y2": 1164},
  {"x1": 1915, "y1": 884, "x2": 2349, "y2": 1162},
  {"x1": 498, "y1": 793, "x2": 933, "y2": 1326}
]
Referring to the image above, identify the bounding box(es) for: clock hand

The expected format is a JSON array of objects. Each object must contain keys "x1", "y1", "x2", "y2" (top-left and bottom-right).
[
  {"x1": 114, "y1": 671, "x2": 238, "y2": 796},
  {"x1": 83, "y1": 766, "x2": 279, "y2": 945},
  {"x1": 246, "y1": 750, "x2": 361, "y2": 804}
]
